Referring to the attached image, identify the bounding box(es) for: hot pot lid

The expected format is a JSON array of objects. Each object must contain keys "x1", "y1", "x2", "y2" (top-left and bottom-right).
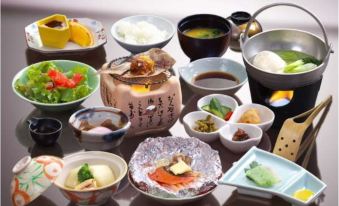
[{"x1": 11, "y1": 155, "x2": 64, "y2": 206}]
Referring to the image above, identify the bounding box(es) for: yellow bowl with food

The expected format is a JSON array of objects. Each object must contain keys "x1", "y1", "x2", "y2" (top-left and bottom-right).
[
  {"x1": 54, "y1": 151, "x2": 127, "y2": 205},
  {"x1": 37, "y1": 14, "x2": 71, "y2": 48}
]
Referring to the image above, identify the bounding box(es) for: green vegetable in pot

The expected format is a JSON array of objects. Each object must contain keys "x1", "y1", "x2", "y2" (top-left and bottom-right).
[
  {"x1": 274, "y1": 50, "x2": 321, "y2": 65},
  {"x1": 283, "y1": 58, "x2": 319, "y2": 73},
  {"x1": 244, "y1": 161, "x2": 280, "y2": 187},
  {"x1": 78, "y1": 163, "x2": 94, "y2": 183}
]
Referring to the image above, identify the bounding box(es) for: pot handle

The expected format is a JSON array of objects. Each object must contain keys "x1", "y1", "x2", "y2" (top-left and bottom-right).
[{"x1": 241, "y1": 3, "x2": 332, "y2": 60}]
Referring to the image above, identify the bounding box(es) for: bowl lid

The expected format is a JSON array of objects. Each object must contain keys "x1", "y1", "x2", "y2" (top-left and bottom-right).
[{"x1": 11, "y1": 155, "x2": 64, "y2": 206}]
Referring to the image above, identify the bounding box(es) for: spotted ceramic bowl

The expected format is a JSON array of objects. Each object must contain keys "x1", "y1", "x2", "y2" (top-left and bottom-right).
[
  {"x1": 69, "y1": 107, "x2": 131, "y2": 151},
  {"x1": 54, "y1": 151, "x2": 128, "y2": 206}
]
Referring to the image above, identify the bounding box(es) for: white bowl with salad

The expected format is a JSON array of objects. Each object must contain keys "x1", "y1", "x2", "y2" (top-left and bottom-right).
[
  {"x1": 197, "y1": 94, "x2": 238, "y2": 122},
  {"x1": 12, "y1": 60, "x2": 100, "y2": 111}
]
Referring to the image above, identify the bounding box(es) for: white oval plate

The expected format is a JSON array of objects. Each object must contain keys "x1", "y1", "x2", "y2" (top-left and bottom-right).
[{"x1": 24, "y1": 18, "x2": 107, "y2": 53}]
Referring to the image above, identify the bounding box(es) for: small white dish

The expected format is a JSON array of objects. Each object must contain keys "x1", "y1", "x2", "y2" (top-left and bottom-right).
[
  {"x1": 219, "y1": 123, "x2": 263, "y2": 153},
  {"x1": 111, "y1": 15, "x2": 175, "y2": 54},
  {"x1": 197, "y1": 93, "x2": 238, "y2": 121},
  {"x1": 229, "y1": 103, "x2": 275, "y2": 131},
  {"x1": 178, "y1": 57, "x2": 247, "y2": 96},
  {"x1": 183, "y1": 111, "x2": 226, "y2": 143},
  {"x1": 25, "y1": 18, "x2": 107, "y2": 53}
]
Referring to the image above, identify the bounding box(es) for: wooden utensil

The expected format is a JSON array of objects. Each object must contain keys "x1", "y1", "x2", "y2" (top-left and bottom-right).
[{"x1": 273, "y1": 96, "x2": 332, "y2": 162}]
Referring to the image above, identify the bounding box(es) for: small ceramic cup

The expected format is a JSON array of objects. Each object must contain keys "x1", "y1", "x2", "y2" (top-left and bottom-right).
[
  {"x1": 219, "y1": 123, "x2": 263, "y2": 153},
  {"x1": 11, "y1": 155, "x2": 64, "y2": 206},
  {"x1": 183, "y1": 111, "x2": 226, "y2": 143},
  {"x1": 27, "y1": 117, "x2": 62, "y2": 146}
]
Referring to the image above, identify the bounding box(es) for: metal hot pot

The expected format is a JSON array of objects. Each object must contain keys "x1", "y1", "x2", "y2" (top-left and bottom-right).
[
  {"x1": 240, "y1": 3, "x2": 333, "y2": 128},
  {"x1": 241, "y1": 3, "x2": 332, "y2": 90}
]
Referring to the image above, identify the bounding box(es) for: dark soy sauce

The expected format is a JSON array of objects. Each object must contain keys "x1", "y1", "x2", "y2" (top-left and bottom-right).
[
  {"x1": 194, "y1": 71, "x2": 239, "y2": 88},
  {"x1": 45, "y1": 20, "x2": 65, "y2": 29}
]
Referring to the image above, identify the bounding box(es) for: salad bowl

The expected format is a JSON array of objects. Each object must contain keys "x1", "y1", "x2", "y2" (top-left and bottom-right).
[{"x1": 12, "y1": 60, "x2": 100, "y2": 112}]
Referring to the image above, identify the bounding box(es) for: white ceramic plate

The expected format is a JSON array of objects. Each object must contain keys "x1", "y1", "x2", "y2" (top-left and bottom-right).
[{"x1": 25, "y1": 18, "x2": 107, "y2": 53}]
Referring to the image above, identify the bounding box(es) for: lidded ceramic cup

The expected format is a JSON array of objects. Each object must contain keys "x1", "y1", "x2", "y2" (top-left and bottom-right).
[{"x1": 11, "y1": 155, "x2": 64, "y2": 206}]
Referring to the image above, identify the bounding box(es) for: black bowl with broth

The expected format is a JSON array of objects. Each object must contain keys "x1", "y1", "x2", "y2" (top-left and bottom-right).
[{"x1": 178, "y1": 14, "x2": 231, "y2": 61}]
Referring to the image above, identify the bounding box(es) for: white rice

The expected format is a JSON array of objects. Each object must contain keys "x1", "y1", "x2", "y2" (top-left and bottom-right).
[{"x1": 116, "y1": 21, "x2": 168, "y2": 45}]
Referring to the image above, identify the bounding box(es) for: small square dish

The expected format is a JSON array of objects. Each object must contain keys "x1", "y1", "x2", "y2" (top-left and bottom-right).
[
  {"x1": 218, "y1": 147, "x2": 326, "y2": 205},
  {"x1": 25, "y1": 17, "x2": 107, "y2": 53}
]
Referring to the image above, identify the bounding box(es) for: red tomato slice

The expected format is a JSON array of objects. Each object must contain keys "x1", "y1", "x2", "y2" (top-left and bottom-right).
[
  {"x1": 72, "y1": 73, "x2": 83, "y2": 84},
  {"x1": 47, "y1": 70, "x2": 83, "y2": 89}
]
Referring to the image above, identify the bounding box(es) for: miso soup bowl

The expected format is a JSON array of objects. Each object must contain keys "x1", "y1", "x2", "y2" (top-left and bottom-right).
[
  {"x1": 179, "y1": 57, "x2": 248, "y2": 95},
  {"x1": 177, "y1": 14, "x2": 231, "y2": 61},
  {"x1": 69, "y1": 107, "x2": 131, "y2": 151},
  {"x1": 54, "y1": 151, "x2": 128, "y2": 205}
]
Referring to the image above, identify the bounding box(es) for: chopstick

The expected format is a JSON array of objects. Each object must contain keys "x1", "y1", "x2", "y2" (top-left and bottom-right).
[{"x1": 296, "y1": 96, "x2": 332, "y2": 168}]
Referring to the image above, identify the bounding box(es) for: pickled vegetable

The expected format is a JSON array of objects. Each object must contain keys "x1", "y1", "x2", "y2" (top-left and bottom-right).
[{"x1": 193, "y1": 115, "x2": 217, "y2": 133}]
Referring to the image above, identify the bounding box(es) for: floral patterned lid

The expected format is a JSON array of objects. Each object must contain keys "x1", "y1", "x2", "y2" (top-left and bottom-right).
[{"x1": 11, "y1": 155, "x2": 64, "y2": 206}]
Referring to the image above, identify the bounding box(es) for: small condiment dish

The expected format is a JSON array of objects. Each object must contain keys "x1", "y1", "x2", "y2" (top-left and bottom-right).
[
  {"x1": 69, "y1": 106, "x2": 131, "y2": 151},
  {"x1": 229, "y1": 103, "x2": 275, "y2": 131},
  {"x1": 219, "y1": 123, "x2": 263, "y2": 153},
  {"x1": 178, "y1": 57, "x2": 247, "y2": 96},
  {"x1": 111, "y1": 15, "x2": 175, "y2": 54},
  {"x1": 27, "y1": 117, "x2": 62, "y2": 146},
  {"x1": 54, "y1": 151, "x2": 128, "y2": 205},
  {"x1": 197, "y1": 93, "x2": 238, "y2": 121},
  {"x1": 183, "y1": 111, "x2": 226, "y2": 142}
]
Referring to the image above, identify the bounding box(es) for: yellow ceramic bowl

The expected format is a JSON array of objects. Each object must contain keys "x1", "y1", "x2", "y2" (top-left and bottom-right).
[{"x1": 37, "y1": 14, "x2": 71, "y2": 48}]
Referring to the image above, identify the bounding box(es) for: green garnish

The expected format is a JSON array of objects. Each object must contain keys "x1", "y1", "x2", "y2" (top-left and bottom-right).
[
  {"x1": 244, "y1": 161, "x2": 280, "y2": 187},
  {"x1": 78, "y1": 163, "x2": 94, "y2": 183},
  {"x1": 202, "y1": 98, "x2": 232, "y2": 119}
]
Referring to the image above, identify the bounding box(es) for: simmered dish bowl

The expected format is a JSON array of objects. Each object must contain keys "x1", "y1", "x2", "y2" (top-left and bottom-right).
[
  {"x1": 128, "y1": 136, "x2": 222, "y2": 203},
  {"x1": 69, "y1": 106, "x2": 131, "y2": 151},
  {"x1": 54, "y1": 151, "x2": 128, "y2": 205}
]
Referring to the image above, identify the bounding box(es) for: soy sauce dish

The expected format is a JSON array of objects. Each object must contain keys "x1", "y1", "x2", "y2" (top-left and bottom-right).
[
  {"x1": 27, "y1": 117, "x2": 62, "y2": 146},
  {"x1": 179, "y1": 57, "x2": 247, "y2": 95},
  {"x1": 69, "y1": 107, "x2": 131, "y2": 151}
]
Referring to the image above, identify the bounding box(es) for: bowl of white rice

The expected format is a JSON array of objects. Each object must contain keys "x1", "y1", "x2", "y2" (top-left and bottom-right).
[{"x1": 111, "y1": 15, "x2": 175, "y2": 54}]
